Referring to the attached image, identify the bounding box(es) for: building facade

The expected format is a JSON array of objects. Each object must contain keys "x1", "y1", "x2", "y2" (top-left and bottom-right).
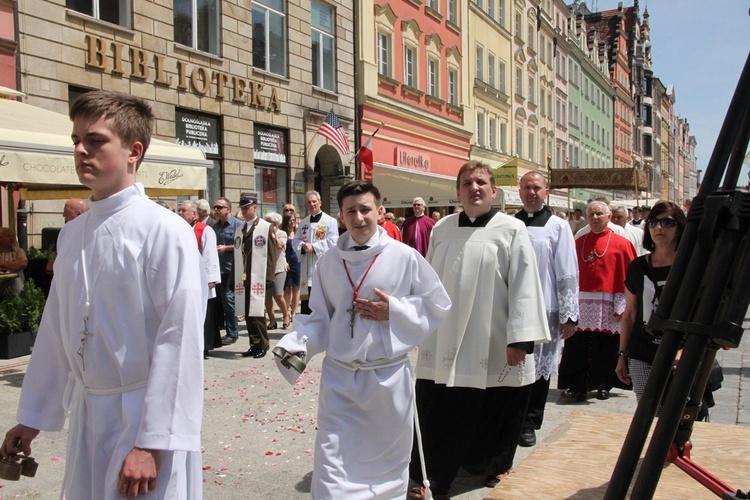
[{"x1": 10, "y1": 0, "x2": 355, "y2": 243}]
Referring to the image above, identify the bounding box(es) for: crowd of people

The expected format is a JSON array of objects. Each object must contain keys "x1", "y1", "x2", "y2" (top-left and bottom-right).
[{"x1": 1, "y1": 90, "x2": 698, "y2": 500}]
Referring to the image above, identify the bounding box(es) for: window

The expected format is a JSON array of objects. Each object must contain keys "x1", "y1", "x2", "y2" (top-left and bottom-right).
[
  {"x1": 500, "y1": 122, "x2": 507, "y2": 152},
  {"x1": 311, "y1": 1, "x2": 335, "y2": 90},
  {"x1": 67, "y1": 0, "x2": 130, "y2": 27},
  {"x1": 174, "y1": 0, "x2": 219, "y2": 53},
  {"x1": 528, "y1": 25, "x2": 534, "y2": 50},
  {"x1": 477, "y1": 112, "x2": 485, "y2": 147},
  {"x1": 643, "y1": 105, "x2": 652, "y2": 126},
  {"x1": 489, "y1": 117, "x2": 497, "y2": 150},
  {"x1": 487, "y1": 0, "x2": 494, "y2": 19},
  {"x1": 529, "y1": 132, "x2": 535, "y2": 162},
  {"x1": 498, "y1": 61, "x2": 506, "y2": 93},
  {"x1": 498, "y1": 0, "x2": 506, "y2": 27},
  {"x1": 515, "y1": 13, "x2": 522, "y2": 38},
  {"x1": 516, "y1": 67, "x2": 523, "y2": 96},
  {"x1": 447, "y1": 0, "x2": 457, "y2": 23},
  {"x1": 488, "y1": 53, "x2": 496, "y2": 88},
  {"x1": 448, "y1": 69, "x2": 458, "y2": 105},
  {"x1": 428, "y1": 59, "x2": 439, "y2": 97},
  {"x1": 516, "y1": 127, "x2": 523, "y2": 157},
  {"x1": 252, "y1": 0, "x2": 287, "y2": 76},
  {"x1": 427, "y1": 0, "x2": 438, "y2": 10},
  {"x1": 404, "y1": 45, "x2": 416, "y2": 87},
  {"x1": 528, "y1": 75, "x2": 534, "y2": 104},
  {"x1": 377, "y1": 31, "x2": 391, "y2": 76},
  {"x1": 476, "y1": 45, "x2": 484, "y2": 81},
  {"x1": 539, "y1": 36, "x2": 545, "y2": 61}
]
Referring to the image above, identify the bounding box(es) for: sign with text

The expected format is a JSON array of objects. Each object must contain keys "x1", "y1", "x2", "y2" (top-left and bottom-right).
[
  {"x1": 254, "y1": 126, "x2": 287, "y2": 165},
  {"x1": 493, "y1": 166, "x2": 518, "y2": 186},
  {"x1": 176, "y1": 110, "x2": 220, "y2": 157},
  {"x1": 395, "y1": 147, "x2": 430, "y2": 172}
]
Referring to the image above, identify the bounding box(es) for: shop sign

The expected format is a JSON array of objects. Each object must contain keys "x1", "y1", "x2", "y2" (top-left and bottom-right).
[
  {"x1": 84, "y1": 35, "x2": 281, "y2": 113},
  {"x1": 254, "y1": 127, "x2": 287, "y2": 165},
  {"x1": 395, "y1": 147, "x2": 430, "y2": 172},
  {"x1": 176, "y1": 111, "x2": 220, "y2": 157}
]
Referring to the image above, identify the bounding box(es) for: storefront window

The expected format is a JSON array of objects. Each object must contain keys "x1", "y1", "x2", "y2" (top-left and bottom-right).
[
  {"x1": 254, "y1": 125, "x2": 289, "y2": 215},
  {"x1": 175, "y1": 110, "x2": 221, "y2": 203}
]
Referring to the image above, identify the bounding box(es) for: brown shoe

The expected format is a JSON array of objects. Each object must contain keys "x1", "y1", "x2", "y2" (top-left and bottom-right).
[{"x1": 485, "y1": 469, "x2": 512, "y2": 488}]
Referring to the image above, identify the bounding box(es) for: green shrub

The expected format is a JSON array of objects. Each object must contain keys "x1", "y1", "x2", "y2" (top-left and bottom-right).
[{"x1": 0, "y1": 280, "x2": 46, "y2": 335}]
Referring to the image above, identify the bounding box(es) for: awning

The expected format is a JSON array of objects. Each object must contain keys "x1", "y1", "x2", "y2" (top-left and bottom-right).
[
  {"x1": 371, "y1": 163, "x2": 521, "y2": 209},
  {"x1": 0, "y1": 99, "x2": 211, "y2": 200}
]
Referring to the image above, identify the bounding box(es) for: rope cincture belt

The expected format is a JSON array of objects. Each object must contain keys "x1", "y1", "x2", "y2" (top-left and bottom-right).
[
  {"x1": 326, "y1": 354, "x2": 434, "y2": 499},
  {"x1": 61, "y1": 372, "x2": 149, "y2": 499}
]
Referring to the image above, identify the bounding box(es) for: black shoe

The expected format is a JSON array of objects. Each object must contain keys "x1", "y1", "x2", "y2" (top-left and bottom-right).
[
  {"x1": 485, "y1": 470, "x2": 512, "y2": 488},
  {"x1": 518, "y1": 428, "x2": 536, "y2": 447},
  {"x1": 242, "y1": 346, "x2": 260, "y2": 357},
  {"x1": 560, "y1": 389, "x2": 587, "y2": 402},
  {"x1": 253, "y1": 347, "x2": 268, "y2": 359},
  {"x1": 221, "y1": 335, "x2": 237, "y2": 345},
  {"x1": 596, "y1": 389, "x2": 611, "y2": 400},
  {"x1": 267, "y1": 323, "x2": 278, "y2": 330},
  {"x1": 282, "y1": 322, "x2": 291, "y2": 329}
]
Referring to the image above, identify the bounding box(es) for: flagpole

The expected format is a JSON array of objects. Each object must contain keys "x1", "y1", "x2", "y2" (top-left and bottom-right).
[{"x1": 353, "y1": 121, "x2": 384, "y2": 160}]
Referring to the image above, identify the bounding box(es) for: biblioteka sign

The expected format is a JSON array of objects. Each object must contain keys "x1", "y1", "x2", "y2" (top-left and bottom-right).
[{"x1": 84, "y1": 35, "x2": 281, "y2": 113}]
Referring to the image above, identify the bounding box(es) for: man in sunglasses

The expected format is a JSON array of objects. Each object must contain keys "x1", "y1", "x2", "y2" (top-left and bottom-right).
[
  {"x1": 401, "y1": 197, "x2": 434, "y2": 257},
  {"x1": 212, "y1": 197, "x2": 244, "y2": 345}
]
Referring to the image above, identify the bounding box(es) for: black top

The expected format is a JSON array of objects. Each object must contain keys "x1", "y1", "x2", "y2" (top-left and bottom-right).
[
  {"x1": 515, "y1": 206, "x2": 552, "y2": 227},
  {"x1": 624, "y1": 255, "x2": 671, "y2": 363}
]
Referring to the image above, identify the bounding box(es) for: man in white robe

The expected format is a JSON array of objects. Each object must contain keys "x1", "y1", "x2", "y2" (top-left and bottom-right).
[
  {"x1": 292, "y1": 190, "x2": 338, "y2": 315},
  {"x1": 275, "y1": 180, "x2": 451, "y2": 499},
  {"x1": 1, "y1": 91, "x2": 206, "y2": 499},
  {"x1": 411, "y1": 161, "x2": 549, "y2": 498},
  {"x1": 612, "y1": 206, "x2": 647, "y2": 256},
  {"x1": 515, "y1": 172, "x2": 579, "y2": 448},
  {"x1": 180, "y1": 200, "x2": 221, "y2": 359}
]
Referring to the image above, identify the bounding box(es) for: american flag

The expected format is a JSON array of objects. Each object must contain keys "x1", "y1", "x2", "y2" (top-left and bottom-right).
[{"x1": 317, "y1": 110, "x2": 350, "y2": 155}]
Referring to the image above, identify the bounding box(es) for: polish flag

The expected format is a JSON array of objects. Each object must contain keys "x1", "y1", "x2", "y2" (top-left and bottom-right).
[{"x1": 358, "y1": 124, "x2": 382, "y2": 173}]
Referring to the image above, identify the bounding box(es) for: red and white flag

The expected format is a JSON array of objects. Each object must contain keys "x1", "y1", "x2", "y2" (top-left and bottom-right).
[
  {"x1": 358, "y1": 124, "x2": 382, "y2": 173},
  {"x1": 317, "y1": 110, "x2": 350, "y2": 155}
]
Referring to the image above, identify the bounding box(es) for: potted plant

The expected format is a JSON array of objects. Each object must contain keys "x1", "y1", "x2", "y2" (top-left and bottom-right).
[{"x1": 0, "y1": 280, "x2": 46, "y2": 359}]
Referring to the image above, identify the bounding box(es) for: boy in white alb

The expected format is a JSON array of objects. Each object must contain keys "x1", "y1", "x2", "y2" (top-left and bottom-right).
[
  {"x1": 1, "y1": 91, "x2": 206, "y2": 499},
  {"x1": 275, "y1": 180, "x2": 451, "y2": 499}
]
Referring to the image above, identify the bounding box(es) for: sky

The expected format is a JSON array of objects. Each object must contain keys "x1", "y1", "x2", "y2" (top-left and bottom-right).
[{"x1": 591, "y1": 0, "x2": 750, "y2": 184}]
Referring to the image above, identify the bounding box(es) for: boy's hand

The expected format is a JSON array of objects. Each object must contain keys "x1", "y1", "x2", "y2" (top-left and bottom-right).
[
  {"x1": 0, "y1": 424, "x2": 39, "y2": 459},
  {"x1": 354, "y1": 288, "x2": 389, "y2": 321}
]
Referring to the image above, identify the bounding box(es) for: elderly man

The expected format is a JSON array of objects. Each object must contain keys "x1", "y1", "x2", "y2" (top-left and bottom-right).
[
  {"x1": 378, "y1": 209, "x2": 402, "y2": 241},
  {"x1": 515, "y1": 172, "x2": 579, "y2": 447},
  {"x1": 292, "y1": 190, "x2": 338, "y2": 315},
  {"x1": 179, "y1": 200, "x2": 221, "y2": 359},
  {"x1": 611, "y1": 206, "x2": 646, "y2": 256},
  {"x1": 401, "y1": 197, "x2": 435, "y2": 257},
  {"x1": 233, "y1": 194, "x2": 278, "y2": 358},
  {"x1": 558, "y1": 201, "x2": 636, "y2": 402},
  {"x1": 196, "y1": 199, "x2": 215, "y2": 227},
  {"x1": 213, "y1": 197, "x2": 244, "y2": 345},
  {"x1": 410, "y1": 161, "x2": 549, "y2": 497},
  {"x1": 63, "y1": 198, "x2": 89, "y2": 223}
]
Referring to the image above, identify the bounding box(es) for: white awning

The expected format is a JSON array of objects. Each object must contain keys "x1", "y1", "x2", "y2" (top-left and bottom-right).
[
  {"x1": 0, "y1": 99, "x2": 211, "y2": 199},
  {"x1": 371, "y1": 163, "x2": 521, "y2": 209}
]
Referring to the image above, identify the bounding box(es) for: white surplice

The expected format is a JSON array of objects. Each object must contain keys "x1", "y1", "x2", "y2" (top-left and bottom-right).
[
  {"x1": 526, "y1": 215, "x2": 579, "y2": 380},
  {"x1": 198, "y1": 222, "x2": 221, "y2": 299},
  {"x1": 417, "y1": 212, "x2": 550, "y2": 389},
  {"x1": 17, "y1": 184, "x2": 206, "y2": 500},
  {"x1": 274, "y1": 227, "x2": 451, "y2": 499}
]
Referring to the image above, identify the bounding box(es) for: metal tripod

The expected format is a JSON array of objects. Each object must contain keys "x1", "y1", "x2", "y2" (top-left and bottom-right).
[{"x1": 604, "y1": 50, "x2": 750, "y2": 500}]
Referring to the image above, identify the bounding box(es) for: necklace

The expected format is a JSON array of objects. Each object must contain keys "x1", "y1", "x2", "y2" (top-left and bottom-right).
[
  {"x1": 343, "y1": 253, "x2": 380, "y2": 338},
  {"x1": 582, "y1": 230, "x2": 612, "y2": 263}
]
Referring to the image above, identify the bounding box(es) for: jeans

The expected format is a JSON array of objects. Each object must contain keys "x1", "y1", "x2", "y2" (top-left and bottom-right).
[{"x1": 217, "y1": 272, "x2": 239, "y2": 338}]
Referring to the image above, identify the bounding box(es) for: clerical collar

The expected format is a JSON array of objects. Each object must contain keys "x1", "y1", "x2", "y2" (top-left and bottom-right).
[
  {"x1": 310, "y1": 213, "x2": 322, "y2": 223},
  {"x1": 516, "y1": 206, "x2": 552, "y2": 227},
  {"x1": 459, "y1": 208, "x2": 498, "y2": 227},
  {"x1": 346, "y1": 234, "x2": 377, "y2": 251}
]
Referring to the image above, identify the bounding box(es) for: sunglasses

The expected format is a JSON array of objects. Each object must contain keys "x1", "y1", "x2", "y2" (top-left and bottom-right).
[
  {"x1": 646, "y1": 217, "x2": 678, "y2": 228},
  {"x1": 413, "y1": 203, "x2": 423, "y2": 207},
  {"x1": 213, "y1": 205, "x2": 228, "y2": 210}
]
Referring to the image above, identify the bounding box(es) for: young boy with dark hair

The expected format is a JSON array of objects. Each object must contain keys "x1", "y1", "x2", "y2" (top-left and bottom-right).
[
  {"x1": 274, "y1": 179, "x2": 451, "y2": 499},
  {"x1": 1, "y1": 90, "x2": 206, "y2": 499}
]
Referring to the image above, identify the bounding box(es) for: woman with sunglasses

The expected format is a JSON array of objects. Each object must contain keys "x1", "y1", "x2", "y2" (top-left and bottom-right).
[{"x1": 616, "y1": 201, "x2": 686, "y2": 402}]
